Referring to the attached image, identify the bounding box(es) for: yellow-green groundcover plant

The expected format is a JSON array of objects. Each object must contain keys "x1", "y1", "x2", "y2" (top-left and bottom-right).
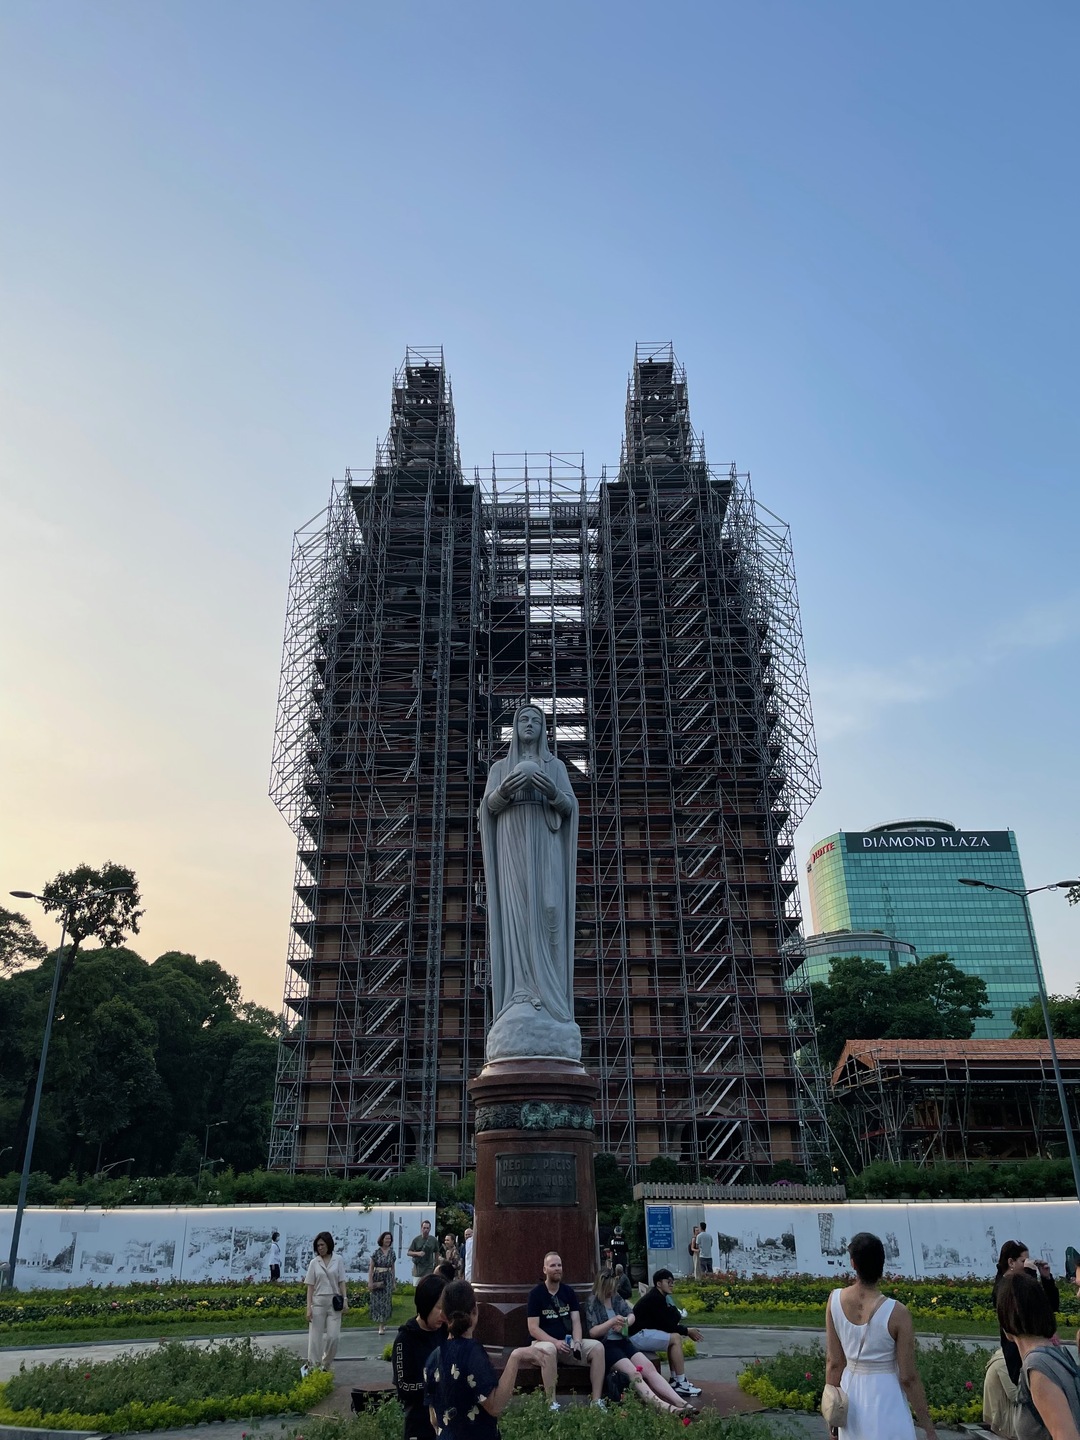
[
  {"x1": 0, "y1": 1337, "x2": 334, "y2": 1433},
  {"x1": 737, "y1": 1336, "x2": 988, "y2": 1428}
]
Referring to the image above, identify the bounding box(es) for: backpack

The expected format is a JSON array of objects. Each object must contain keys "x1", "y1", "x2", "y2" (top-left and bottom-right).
[{"x1": 1019, "y1": 1345, "x2": 1080, "y2": 1439}]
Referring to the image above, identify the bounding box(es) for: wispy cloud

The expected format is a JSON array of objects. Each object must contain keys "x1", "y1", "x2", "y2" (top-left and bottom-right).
[{"x1": 811, "y1": 593, "x2": 1080, "y2": 741}]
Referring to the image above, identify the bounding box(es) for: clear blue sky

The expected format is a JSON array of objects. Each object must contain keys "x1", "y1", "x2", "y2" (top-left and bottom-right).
[{"x1": 2, "y1": 1, "x2": 1077, "y2": 1008}]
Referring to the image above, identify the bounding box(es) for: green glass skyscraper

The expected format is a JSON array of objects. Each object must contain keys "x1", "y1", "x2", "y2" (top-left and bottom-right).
[{"x1": 805, "y1": 819, "x2": 1042, "y2": 1038}]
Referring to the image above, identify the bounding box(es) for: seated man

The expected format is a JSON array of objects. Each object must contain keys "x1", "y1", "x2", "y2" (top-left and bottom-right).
[
  {"x1": 626, "y1": 1268, "x2": 704, "y2": 1399},
  {"x1": 527, "y1": 1251, "x2": 606, "y2": 1410}
]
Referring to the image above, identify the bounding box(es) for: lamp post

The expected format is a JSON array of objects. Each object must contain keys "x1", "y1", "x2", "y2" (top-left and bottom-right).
[
  {"x1": 198, "y1": 1157, "x2": 225, "y2": 1194},
  {"x1": 94, "y1": 1157, "x2": 135, "y2": 1180},
  {"x1": 957, "y1": 877, "x2": 1080, "y2": 1201},
  {"x1": 3, "y1": 885, "x2": 132, "y2": 1291},
  {"x1": 199, "y1": 1122, "x2": 228, "y2": 1193}
]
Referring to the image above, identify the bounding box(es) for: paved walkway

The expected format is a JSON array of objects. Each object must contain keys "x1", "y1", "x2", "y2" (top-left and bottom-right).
[{"x1": 0, "y1": 1325, "x2": 995, "y2": 1439}]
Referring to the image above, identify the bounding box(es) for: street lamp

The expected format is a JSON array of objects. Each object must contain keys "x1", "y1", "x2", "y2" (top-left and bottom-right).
[
  {"x1": 198, "y1": 1157, "x2": 225, "y2": 1195},
  {"x1": 3, "y1": 885, "x2": 132, "y2": 1291},
  {"x1": 94, "y1": 1157, "x2": 135, "y2": 1180},
  {"x1": 957, "y1": 877, "x2": 1080, "y2": 1201},
  {"x1": 199, "y1": 1122, "x2": 228, "y2": 1193}
]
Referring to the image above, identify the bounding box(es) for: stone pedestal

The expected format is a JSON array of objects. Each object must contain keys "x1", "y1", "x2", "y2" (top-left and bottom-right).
[{"x1": 469, "y1": 1057, "x2": 599, "y2": 1346}]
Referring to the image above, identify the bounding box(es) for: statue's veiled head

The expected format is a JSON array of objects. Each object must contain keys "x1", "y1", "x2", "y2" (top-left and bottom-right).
[{"x1": 507, "y1": 703, "x2": 552, "y2": 763}]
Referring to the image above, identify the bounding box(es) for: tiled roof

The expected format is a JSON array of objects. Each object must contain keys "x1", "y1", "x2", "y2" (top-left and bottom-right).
[{"x1": 831, "y1": 1037, "x2": 1080, "y2": 1085}]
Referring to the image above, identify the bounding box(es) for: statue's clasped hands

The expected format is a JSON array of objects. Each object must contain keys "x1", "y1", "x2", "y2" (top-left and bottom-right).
[{"x1": 500, "y1": 761, "x2": 557, "y2": 800}]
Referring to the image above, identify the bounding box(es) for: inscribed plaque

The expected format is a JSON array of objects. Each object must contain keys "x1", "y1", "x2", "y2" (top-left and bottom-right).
[{"x1": 495, "y1": 1152, "x2": 578, "y2": 1207}]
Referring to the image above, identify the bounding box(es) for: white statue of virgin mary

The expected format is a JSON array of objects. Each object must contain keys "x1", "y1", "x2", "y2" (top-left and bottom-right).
[{"x1": 478, "y1": 703, "x2": 582, "y2": 1063}]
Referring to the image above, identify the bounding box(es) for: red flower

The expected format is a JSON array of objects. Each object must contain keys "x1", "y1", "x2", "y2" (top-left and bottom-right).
[
  {"x1": 84, "y1": 1373, "x2": 91, "y2": 1380},
  {"x1": 965, "y1": 1381, "x2": 974, "y2": 1390},
  {"x1": 681, "y1": 1417, "x2": 692, "y2": 1427},
  {"x1": 805, "y1": 1372, "x2": 813, "y2": 1379}
]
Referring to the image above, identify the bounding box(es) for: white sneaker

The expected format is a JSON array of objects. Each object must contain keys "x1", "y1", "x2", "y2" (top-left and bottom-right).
[
  {"x1": 593, "y1": 1399, "x2": 607, "y2": 1410},
  {"x1": 674, "y1": 1378, "x2": 702, "y2": 1396}
]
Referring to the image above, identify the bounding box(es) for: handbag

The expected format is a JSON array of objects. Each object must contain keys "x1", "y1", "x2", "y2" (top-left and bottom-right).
[
  {"x1": 332, "y1": 1293, "x2": 344, "y2": 1312},
  {"x1": 820, "y1": 1292, "x2": 885, "y2": 1429},
  {"x1": 605, "y1": 1367, "x2": 630, "y2": 1403}
]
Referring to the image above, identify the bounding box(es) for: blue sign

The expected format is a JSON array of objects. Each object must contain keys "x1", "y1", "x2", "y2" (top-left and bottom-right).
[{"x1": 645, "y1": 1204, "x2": 675, "y2": 1251}]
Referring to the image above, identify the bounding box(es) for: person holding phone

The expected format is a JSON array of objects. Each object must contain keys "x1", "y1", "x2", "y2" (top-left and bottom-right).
[{"x1": 526, "y1": 1251, "x2": 606, "y2": 1409}]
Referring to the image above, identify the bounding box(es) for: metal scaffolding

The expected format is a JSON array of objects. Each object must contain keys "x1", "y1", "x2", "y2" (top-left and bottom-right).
[
  {"x1": 832, "y1": 1038, "x2": 1080, "y2": 1169},
  {"x1": 268, "y1": 345, "x2": 823, "y2": 1182}
]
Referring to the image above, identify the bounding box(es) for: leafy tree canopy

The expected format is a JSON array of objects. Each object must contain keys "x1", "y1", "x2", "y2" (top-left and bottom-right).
[
  {"x1": 811, "y1": 953, "x2": 992, "y2": 1069},
  {"x1": 0, "y1": 908, "x2": 47, "y2": 978},
  {"x1": 39, "y1": 861, "x2": 143, "y2": 952},
  {"x1": 1011, "y1": 985, "x2": 1080, "y2": 1039},
  {"x1": 0, "y1": 903, "x2": 276, "y2": 1179}
]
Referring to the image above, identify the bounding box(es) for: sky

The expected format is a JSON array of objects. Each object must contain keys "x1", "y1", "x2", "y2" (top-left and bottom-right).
[{"x1": 1, "y1": 1, "x2": 1077, "y2": 1010}]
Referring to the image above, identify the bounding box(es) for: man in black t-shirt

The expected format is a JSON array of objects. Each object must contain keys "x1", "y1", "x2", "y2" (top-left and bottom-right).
[{"x1": 526, "y1": 1251, "x2": 605, "y2": 1408}]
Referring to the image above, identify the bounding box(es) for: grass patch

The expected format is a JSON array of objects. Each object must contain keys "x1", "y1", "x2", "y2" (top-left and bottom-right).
[
  {"x1": 738, "y1": 1336, "x2": 988, "y2": 1427},
  {"x1": 0, "y1": 1337, "x2": 334, "y2": 1433}
]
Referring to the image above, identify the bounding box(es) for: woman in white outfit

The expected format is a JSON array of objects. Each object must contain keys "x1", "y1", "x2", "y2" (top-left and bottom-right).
[
  {"x1": 824, "y1": 1232, "x2": 937, "y2": 1440},
  {"x1": 305, "y1": 1230, "x2": 348, "y2": 1371}
]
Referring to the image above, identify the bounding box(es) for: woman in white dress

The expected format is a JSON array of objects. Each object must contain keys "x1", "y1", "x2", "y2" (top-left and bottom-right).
[{"x1": 824, "y1": 1232, "x2": 937, "y2": 1440}]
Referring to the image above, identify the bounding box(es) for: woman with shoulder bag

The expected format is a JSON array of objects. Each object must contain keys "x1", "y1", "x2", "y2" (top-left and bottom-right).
[
  {"x1": 823, "y1": 1232, "x2": 937, "y2": 1440},
  {"x1": 369, "y1": 1230, "x2": 397, "y2": 1336},
  {"x1": 997, "y1": 1269, "x2": 1080, "y2": 1440},
  {"x1": 305, "y1": 1231, "x2": 348, "y2": 1372}
]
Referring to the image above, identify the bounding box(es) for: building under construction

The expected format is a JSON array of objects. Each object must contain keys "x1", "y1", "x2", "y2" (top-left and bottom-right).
[
  {"x1": 832, "y1": 1038, "x2": 1080, "y2": 1168},
  {"x1": 268, "y1": 345, "x2": 822, "y2": 1183}
]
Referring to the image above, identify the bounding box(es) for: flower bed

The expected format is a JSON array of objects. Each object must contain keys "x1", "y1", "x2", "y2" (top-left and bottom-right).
[
  {"x1": 0, "y1": 1337, "x2": 334, "y2": 1433},
  {"x1": 681, "y1": 1273, "x2": 1080, "y2": 1330},
  {"x1": 737, "y1": 1336, "x2": 987, "y2": 1427},
  {"x1": 286, "y1": 1391, "x2": 782, "y2": 1439},
  {"x1": 0, "y1": 1278, "x2": 388, "y2": 1335}
]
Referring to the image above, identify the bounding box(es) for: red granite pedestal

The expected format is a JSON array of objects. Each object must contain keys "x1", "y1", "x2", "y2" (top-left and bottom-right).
[{"x1": 469, "y1": 1057, "x2": 600, "y2": 1346}]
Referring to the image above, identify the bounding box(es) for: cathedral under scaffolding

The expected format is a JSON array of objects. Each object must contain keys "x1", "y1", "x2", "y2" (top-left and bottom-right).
[{"x1": 268, "y1": 345, "x2": 823, "y2": 1182}]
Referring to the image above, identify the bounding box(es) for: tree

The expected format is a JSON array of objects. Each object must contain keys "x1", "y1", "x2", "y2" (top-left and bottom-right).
[
  {"x1": 1011, "y1": 985, "x2": 1080, "y2": 1039},
  {"x1": 8, "y1": 863, "x2": 142, "y2": 1168},
  {"x1": 37, "y1": 862, "x2": 143, "y2": 990},
  {"x1": 0, "y1": 909, "x2": 46, "y2": 978},
  {"x1": 811, "y1": 953, "x2": 991, "y2": 1069},
  {"x1": 594, "y1": 1152, "x2": 632, "y2": 1222},
  {"x1": 0, "y1": 929, "x2": 278, "y2": 1178}
]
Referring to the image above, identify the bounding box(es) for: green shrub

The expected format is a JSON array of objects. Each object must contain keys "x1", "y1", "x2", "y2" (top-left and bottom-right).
[
  {"x1": 846, "y1": 1157, "x2": 1076, "y2": 1200},
  {"x1": 738, "y1": 1336, "x2": 987, "y2": 1426},
  {"x1": 286, "y1": 1390, "x2": 780, "y2": 1440},
  {"x1": 0, "y1": 1337, "x2": 334, "y2": 1432}
]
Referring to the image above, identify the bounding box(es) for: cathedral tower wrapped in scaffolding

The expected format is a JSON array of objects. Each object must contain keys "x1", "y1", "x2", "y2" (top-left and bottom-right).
[{"x1": 269, "y1": 345, "x2": 822, "y2": 1181}]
